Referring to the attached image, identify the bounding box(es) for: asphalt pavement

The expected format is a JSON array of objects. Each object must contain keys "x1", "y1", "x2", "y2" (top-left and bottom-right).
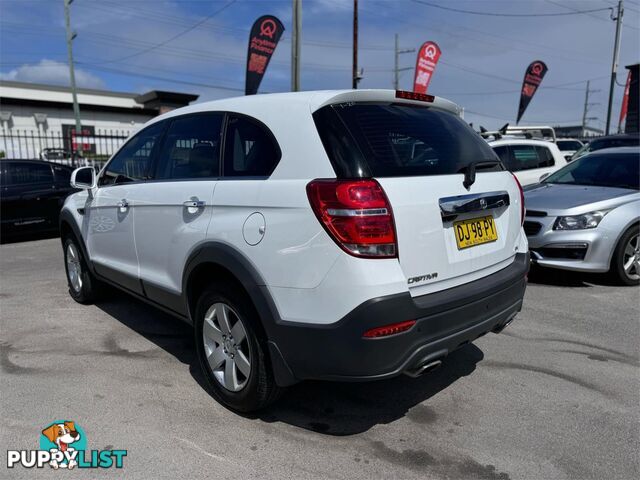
[{"x1": 1, "y1": 238, "x2": 638, "y2": 479}]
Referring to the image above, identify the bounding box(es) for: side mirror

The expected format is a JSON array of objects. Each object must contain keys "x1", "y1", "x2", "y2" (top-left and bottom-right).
[
  {"x1": 71, "y1": 166, "x2": 96, "y2": 190},
  {"x1": 539, "y1": 172, "x2": 550, "y2": 182}
]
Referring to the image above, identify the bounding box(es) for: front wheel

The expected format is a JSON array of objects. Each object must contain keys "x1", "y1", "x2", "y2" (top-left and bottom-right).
[
  {"x1": 194, "y1": 283, "x2": 282, "y2": 412},
  {"x1": 63, "y1": 236, "x2": 101, "y2": 303},
  {"x1": 609, "y1": 225, "x2": 640, "y2": 286}
]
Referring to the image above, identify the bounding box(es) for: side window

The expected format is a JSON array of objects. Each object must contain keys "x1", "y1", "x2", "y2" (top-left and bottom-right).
[
  {"x1": 510, "y1": 145, "x2": 540, "y2": 171},
  {"x1": 99, "y1": 121, "x2": 165, "y2": 186},
  {"x1": 492, "y1": 146, "x2": 510, "y2": 166},
  {"x1": 7, "y1": 162, "x2": 53, "y2": 185},
  {"x1": 52, "y1": 165, "x2": 72, "y2": 185},
  {"x1": 223, "y1": 115, "x2": 280, "y2": 177},
  {"x1": 156, "y1": 113, "x2": 223, "y2": 180},
  {"x1": 535, "y1": 146, "x2": 555, "y2": 168}
]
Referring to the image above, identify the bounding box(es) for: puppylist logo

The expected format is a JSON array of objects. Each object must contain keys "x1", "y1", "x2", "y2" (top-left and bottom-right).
[{"x1": 7, "y1": 420, "x2": 126, "y2": 469}]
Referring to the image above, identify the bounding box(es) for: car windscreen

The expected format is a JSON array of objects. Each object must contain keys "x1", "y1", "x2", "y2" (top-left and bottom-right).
[
  {"x1": 544, "y1": 152, "x2": 639, "y2": 190},
  {"x1": 313, "y1": 103, "x2": 501, "y2": 178},
  {"x1": 556, "y1": 140, "x2": 582, "y2": 150}
]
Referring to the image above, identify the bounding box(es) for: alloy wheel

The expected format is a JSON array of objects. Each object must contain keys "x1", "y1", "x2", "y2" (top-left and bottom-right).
[
  {"x1": 202, "y1": 302, "x2": 251, "y2": 392},
  {"x1": 66, "y1": 243, "x2": 83, "y2": 293},
  {"x1": 622, "y1": 233, "x2": 640, "y2": 281}
]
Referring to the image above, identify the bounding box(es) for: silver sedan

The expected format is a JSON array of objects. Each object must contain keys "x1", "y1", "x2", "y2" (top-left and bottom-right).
[{"x1": 524, "y1": 147, "x2": 639, "y2": 285}]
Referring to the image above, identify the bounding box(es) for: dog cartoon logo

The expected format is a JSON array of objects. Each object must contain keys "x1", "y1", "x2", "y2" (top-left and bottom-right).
[
  {"x1": 40, "y1": 421, "x2": 83, "y2": 469},
  {"x1": 7, "y1": 420, "x2": 126, "y2": 469}
]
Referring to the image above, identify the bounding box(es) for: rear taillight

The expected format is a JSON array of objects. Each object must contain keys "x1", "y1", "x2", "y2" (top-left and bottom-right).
[
  {"x1": 306, "y1": 179, "x2": 397, "y2": 258},
  {"x1": 511, "y1": 173, "x2": 525, "y2": 225}
]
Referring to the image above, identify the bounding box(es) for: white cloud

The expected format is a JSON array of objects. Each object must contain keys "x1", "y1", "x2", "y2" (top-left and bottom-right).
[{"x1": 0, "y1": 59, "x2": 106, "y2": 89}]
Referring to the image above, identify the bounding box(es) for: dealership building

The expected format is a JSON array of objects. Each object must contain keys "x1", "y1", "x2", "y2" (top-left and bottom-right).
[{"x1": 0, "y1": 80, "x2": 198, "y2": 159}]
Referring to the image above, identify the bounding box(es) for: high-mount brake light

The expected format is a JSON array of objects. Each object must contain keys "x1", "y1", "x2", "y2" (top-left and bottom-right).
[
  {"x1": 363, "y1": 320, "x2": 416, "y2": 338},
  {"x1": 306, "y1": 179, "x2": 398, "y2": 258},
  {"x1": 510, "y1": 173, "x2": 525, "y2": 226},
  {"x1": 395, "y1": 90, "x2": 435, "y2": 103}
]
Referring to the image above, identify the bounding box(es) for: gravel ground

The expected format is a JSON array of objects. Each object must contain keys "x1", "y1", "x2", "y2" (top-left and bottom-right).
[{"x1": 1, "y1": 238, "x2": 638, "y2": 480}]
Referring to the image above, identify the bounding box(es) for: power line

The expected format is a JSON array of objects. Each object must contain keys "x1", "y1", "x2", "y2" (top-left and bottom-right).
[
  {"x1": 411, "y1": 0, "x2": 611, "y2": 17},
  {"x1": 77, "y1": 63, "x2": 247, "y2": 92},
  {"x1": 102, "y1": 0, "x2": 237, "y2": 63},
  {"x1": 368, "y1": 1, "x2": 609, "y2": 66},
  {"x1": 545, "y1": 0, "x2": 639, "y2": 30}
]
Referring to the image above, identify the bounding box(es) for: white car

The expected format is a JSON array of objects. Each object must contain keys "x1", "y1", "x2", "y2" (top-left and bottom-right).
[
  {"x1": 489, "y1": 138, "x2": 568, "y2": 186},
  {"x1": 60, "y1": 89, "x2": 529, "y2": 412}
]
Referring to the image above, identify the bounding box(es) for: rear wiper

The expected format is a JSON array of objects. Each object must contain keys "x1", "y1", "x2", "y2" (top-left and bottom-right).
[{"x1": 458, "y1": 160, "x2": 502, "y2": 190}]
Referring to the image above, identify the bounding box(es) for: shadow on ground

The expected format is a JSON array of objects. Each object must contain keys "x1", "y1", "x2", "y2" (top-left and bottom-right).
[
  {"x1": 96, "y1": 290, "x2": 484, "y2": 436},
  {"x1": 1, "y1": 230, "x2": 60, "y2": 245},
  {"x1": 527, "y1": 264, "x2": 619, "y2": 287}
]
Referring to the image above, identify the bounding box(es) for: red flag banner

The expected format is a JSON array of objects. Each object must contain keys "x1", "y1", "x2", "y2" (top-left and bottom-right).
[
  {"x1": 618, "y1": 70, "x2": 631, "y2": 130},
  {"x1": 517, "y1": 60, "x2": 548, "y2": 124},
  {"x1": 413, "y1": 41, "x2": 441, "y2": 94},
  {"x1": 245, "y1": 15, "x2": 284, "y2": 95}
]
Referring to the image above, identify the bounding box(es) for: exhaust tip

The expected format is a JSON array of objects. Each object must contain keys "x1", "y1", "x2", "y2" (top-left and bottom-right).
[
  {"x1": 493, "y1": 314, "x2": 516, "y2": 334},
  {"x1": 404, "y1": 359, "x2": 443, "y2": 378}
]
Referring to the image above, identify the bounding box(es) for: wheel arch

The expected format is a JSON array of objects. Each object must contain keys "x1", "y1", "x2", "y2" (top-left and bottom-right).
[
  {"x1": 182, "y1": 242, "x2": 297, "y2": 386},
  {"x1": 59, "y1": 209, "x2": 95, "y2": 275},
  {"x1": 607, "y1": 218, "x2": 640, "y2": 269},
  {"x1": 182, "y1": 242, "x2": 280, "y2": 334}
]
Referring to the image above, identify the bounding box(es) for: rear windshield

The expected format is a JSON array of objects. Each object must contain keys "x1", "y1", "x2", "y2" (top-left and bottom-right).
[
  {"x1": 556, "y1": 140, "x2": 582, "y2": 150},
  {"x1": 313, "y1": 103, "x2": 501, "y2": 178}
]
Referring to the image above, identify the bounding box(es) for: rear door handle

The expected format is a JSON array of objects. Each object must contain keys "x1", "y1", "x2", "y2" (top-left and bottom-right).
[{"x1": 183, "y1": 200, "x2": 205, "y2": 209}]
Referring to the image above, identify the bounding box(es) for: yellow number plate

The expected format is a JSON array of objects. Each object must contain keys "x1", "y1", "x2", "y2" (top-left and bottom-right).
[{"x1": 453, "y1": 215, "x2": 498, "y2": 250}]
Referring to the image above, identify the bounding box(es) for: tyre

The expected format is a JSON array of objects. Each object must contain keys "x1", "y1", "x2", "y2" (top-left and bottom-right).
[
  {"x1": 194, "y1": 282, "x2": 282, "y2": 412},
  {"x1": 63, "y1": 236, "x2": 101, "y2": 303},
  {"x1": 609, "y1": 224, "x2": 640, "y2": 286}
]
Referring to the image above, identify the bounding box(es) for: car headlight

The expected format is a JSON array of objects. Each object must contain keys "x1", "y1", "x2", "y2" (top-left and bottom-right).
[{"x1": 553, "y1": 211, "x2": 608, "y2": 230}]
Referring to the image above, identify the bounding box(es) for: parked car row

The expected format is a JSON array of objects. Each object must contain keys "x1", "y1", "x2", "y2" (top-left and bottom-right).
[{"x1": 1, "y1": 89, "x2": 637, "y2": 413}]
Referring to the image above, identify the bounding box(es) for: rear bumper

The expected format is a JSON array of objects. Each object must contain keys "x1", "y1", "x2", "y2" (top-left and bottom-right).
[{"x1": 269, "y1": 252, "x2": 529, "y2": 384}]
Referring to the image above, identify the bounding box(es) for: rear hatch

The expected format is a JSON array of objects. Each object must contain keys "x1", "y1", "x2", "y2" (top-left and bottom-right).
[{"x1": 313, "y1": 100, "x2": 523, "y2": 295}]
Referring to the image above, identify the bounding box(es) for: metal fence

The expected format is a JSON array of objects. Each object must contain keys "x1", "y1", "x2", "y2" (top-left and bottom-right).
[{"x1": 0, "y1": 129, "x2": 131, "y2": 169}]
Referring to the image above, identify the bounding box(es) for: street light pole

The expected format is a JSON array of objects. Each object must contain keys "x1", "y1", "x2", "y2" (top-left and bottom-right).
[
  {"x1": 291, "y1": 0, "x2": 301, "y2": 92},
  {"x1": 605, "y1": 0, "x2": 624, "y2": 135},
  {"x1": 352, "y1": 0, "x2": 358, "y2": 89},
  {"x1": 63, "y1": 0, "x2": 82, "y2": 136}
]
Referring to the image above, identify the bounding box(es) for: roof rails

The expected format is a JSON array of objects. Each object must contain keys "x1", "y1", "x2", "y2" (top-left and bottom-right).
[
  {"x1": 478, "y1": 123, "x2": 510, "y2": 141},
  {"x1": 478, "y1": 123, "x2": 556, "y2": 142},
  {"x1": 505, "y1": 125, "x2": 556, "y2": 142}
]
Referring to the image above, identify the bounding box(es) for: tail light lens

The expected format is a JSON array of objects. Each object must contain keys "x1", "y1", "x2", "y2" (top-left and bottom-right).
[
  {"x1": 511, "y1": 173, "x2": 525, "y2": 225},
  {"x1": 306, "y1": 179, "x2": 397, "y2": 258}
]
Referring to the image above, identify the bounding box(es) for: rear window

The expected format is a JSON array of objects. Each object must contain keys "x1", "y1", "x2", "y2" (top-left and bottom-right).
[
  {"x1": 556, "y1": 140, "x2": 582, "y2": 150},
  {"x1": 5, "y1": 162, "x2": 53, "y2": 185},
  {"x1": 313, "y1": 103, "x2": 501, "y2": 178}
]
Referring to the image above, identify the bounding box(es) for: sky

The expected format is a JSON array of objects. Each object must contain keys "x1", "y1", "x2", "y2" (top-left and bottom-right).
[{"x1": 0, "y1": 0, "x2": 638, "y2": 130}]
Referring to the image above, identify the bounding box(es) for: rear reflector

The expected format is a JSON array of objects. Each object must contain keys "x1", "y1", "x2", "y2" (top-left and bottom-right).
[
  {"x1": 395, "y1": 90, "x2": 435, "y2": 103},
  {"x1": 306, "y1": 179, "x2": 398, "y2": 258},
  {"x1": 363, "y1": 320, "x2": 416, "y2": 338}
]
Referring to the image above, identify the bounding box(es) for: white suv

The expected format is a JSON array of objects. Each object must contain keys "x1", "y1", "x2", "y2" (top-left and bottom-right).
[
  {"x1": 60, "y1": 90, "x2": 529, "y2": 412},
  {"x1": 489, "y1": 138, "x2": 567, "y2": 186}
]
